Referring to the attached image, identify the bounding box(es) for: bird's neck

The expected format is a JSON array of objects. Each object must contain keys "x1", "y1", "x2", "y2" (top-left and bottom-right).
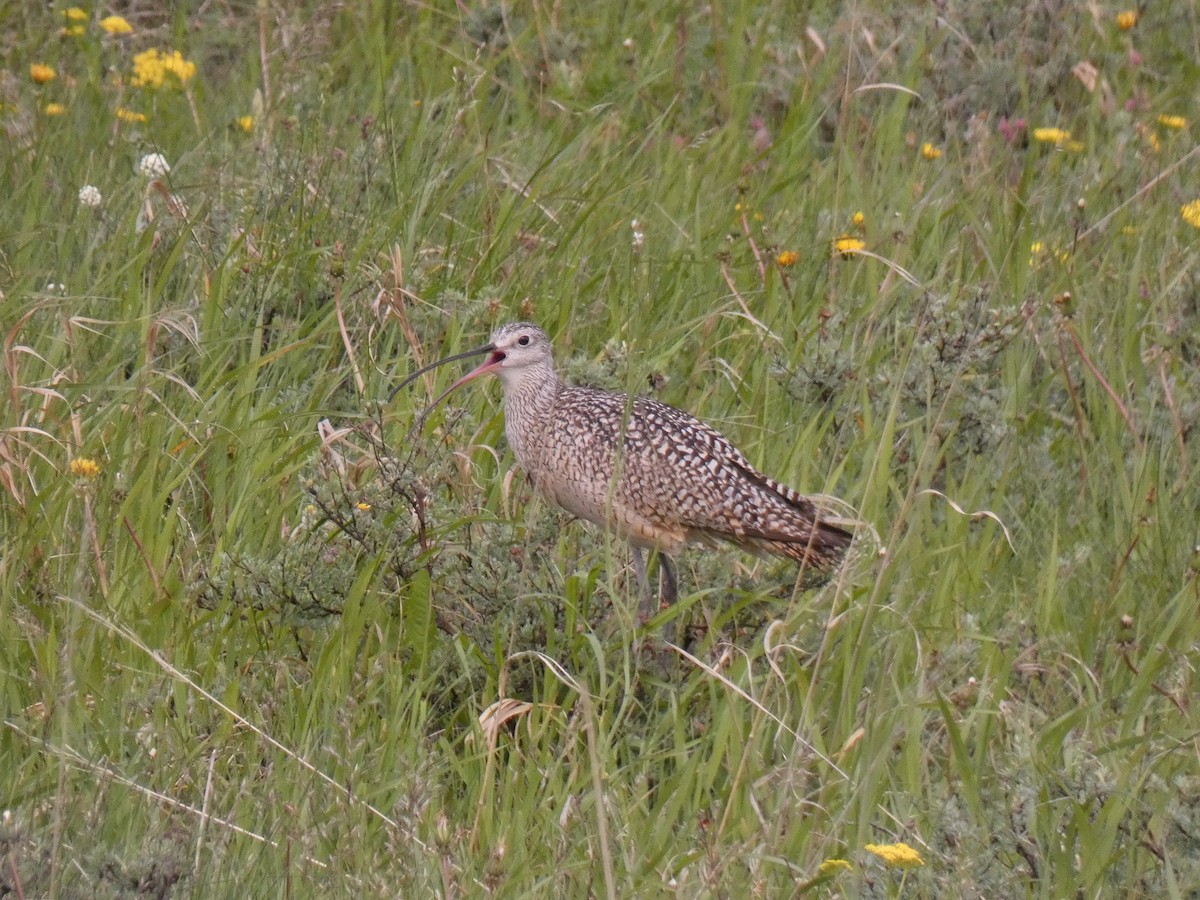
[{"x1": 499, "y1": 365, "x2": 561, "y2": 469}]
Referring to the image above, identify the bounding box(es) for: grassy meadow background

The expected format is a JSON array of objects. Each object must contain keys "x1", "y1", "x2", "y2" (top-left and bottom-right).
[{"x1": 2, "y1": 1, "x2": 1199, "y2": 896}]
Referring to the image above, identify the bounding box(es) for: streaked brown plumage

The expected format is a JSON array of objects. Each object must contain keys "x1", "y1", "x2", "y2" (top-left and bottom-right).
[{"x1": 396, "y1": 322, "x2": 853, "y2": 613}]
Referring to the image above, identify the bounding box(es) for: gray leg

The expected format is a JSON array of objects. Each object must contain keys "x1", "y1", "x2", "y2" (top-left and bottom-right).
[
  {"x1": 632, "y1": 546, "x2": 654, "y2": 621},
  {"x1": 656, "y1": 554, "x2": 679, "y2": 646},
  {"x1": 658, "y1": 554, "x2": 678, "y2": 607},
  {"x1": 633, "y1": 549, "x2": 680, "y2": 643}
]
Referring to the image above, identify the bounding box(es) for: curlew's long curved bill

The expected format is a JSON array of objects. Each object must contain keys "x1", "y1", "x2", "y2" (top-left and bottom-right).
[{"x1": 387, "y1": 340, "x2": 504, "y2": 414}]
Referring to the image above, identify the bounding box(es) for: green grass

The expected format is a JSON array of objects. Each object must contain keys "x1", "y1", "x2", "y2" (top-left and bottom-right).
[{"x1": 3, "y1": 1, "x2": 1199, "y2": 896}]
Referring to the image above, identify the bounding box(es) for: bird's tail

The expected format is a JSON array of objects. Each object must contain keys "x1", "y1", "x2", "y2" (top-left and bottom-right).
[{"x1": 762, "y1": 518, "x2": 853, "y2": 571}]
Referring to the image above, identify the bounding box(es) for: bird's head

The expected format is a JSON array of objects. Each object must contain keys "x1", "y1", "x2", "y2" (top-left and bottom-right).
[
  {"x1": 389, "y1": 321, "x2": 554, "y2": 406},
  {"x1": 461, "y1": 322, "x2": 553, "y2": 390}
]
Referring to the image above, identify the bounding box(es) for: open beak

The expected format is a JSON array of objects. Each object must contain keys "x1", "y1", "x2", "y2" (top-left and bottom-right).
[{"x1": 388, "y1": 341, "x2": 506, "y2": 409}]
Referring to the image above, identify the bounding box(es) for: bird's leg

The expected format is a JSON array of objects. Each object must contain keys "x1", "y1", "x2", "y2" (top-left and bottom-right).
[
  {"x1": 631, "y1": 546, "x2": 654, "y2": 622},
  {"x1": 657, "y1": 553, "x2": 678, "y2": 607},
  {"x1": 633, "y1": 549, "x2": 678, "y2": 646},
  {"x1": 656, "y1": 553, "x2": 678, "y2": 645}
]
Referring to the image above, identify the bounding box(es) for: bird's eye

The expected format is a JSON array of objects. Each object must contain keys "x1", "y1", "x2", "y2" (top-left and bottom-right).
[{"x1": 517, "y1": 335, "x2": 531, "y2": 346}]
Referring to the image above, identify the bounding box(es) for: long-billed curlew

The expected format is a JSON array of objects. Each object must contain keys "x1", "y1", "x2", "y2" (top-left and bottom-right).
[{"x1": 393, "y1": 323, "x2": 853, "y2": 616}]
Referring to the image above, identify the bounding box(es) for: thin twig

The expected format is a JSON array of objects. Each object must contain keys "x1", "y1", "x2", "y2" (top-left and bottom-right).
[
  {"x1": 738, "y1": 208, "x2": 768, "y2": 285},
  {"x1": 195, "y1": 748, "x2": 217, "y2": 874},
  {"x1": 6, "y1": 849, "x2": 24, "y2": 900},
  {"x1": 719, "y1": 263, "x2": 782, "y2": 344},
  {"x1": 1077, "y1": 142, "x2": 1200, "y2": 243},
  {"x1": 1063, "y1": 321, "x2": 1140, "y2": 444},
  {"x1": 1056, "y1": 331, "x2": 1090, "y2": 488},
  {"x1": 487, "y1": 158, "x2": 560, "y2": 225},
  {"x1": 1156, "y1": 356, "x2": 1188, "y2": 472},
  {"x1": 334, "y1": 283, "x2": 365, "y2": 397},
  {"x1": 4, "y1": 722, "x2": 328, "y2": 869},
  {"x1": 123, "y1": 518, "x2": 162, "y2": 598},
  {"x1": 53, "y1": 595, "x2": 421, "y2": 848},
  {"x1": 665, "y1": 642, "x2": 849, "y2": 781},
  {"x1": 257, "y1": 2, "x2": 272, "y2": 115}
]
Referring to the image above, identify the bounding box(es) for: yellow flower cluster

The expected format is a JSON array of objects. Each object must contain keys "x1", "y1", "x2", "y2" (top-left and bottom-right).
[
  {"x1": 1116, "y1": 10, "x2": 1138, "y2": 30},
  {"x1": 100, "y1": 15, "x2": 133, "y2": 35},
  {"x1": 237, "y1": 115, "x2": 255, "y2": 133},
  {"x1": 30, "y1": 63, "x2": 56, "y2": 84},
  {"x1": 817, "y1": 858, "x2": 852, "y2": 877},
  {"x1": 776, "y1": 250, "x2": 799, "y2": 267},
  {"x1": 61, "y1": 7, "x2": 87, "y2": 35},
  {"x1": 850, "y1": 211, "x2": 865, "y2": 227},
  {"x1": 116, "y1": 107, "x2": 147, "y2": 123},
  {"x1": 921, "y1": 142, "x2": 942, "y2": 160},
  {"x1": 70, "y1": 458, "x2": 102, "y2": 478},
  {"x1": 1158, "y1": 114, "x2": 1187, "y2": 130},
  {"x1": 834, "y1": 236, "x2": 865, "y2": 256},
  {"x1": 865, "y1": 842, "x2": 924, "y2": 869},
  {"x1": 1032, "y1": 127, "x2": 1070, "y2": 145},
  {"x1": 131, "y1": 49, "x2": 197, "y2": 89},
  {"x1": 44, "y1": 103, "x2": 66, "y2": 116},
  {"x1": 1181, "y1": 200, "x2": 1200, "y2": 229},
  {"x1": 61, "y1": 9, "x2": 132, "y2": 37}
]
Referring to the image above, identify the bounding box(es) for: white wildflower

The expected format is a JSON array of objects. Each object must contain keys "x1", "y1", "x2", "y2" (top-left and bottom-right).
[
  {"x1": 631, "y1": 218, "x2": 644, "y2": 250},
  {"x1": 137, "y1": 153, "x2": 171, "y2": 177},
  {"x1": 78, "y1": 185, "x2": 102, "y2": 208}
]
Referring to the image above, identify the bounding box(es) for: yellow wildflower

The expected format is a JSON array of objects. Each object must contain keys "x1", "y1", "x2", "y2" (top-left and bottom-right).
[
  {"x1": 834, "y1": 236, "x2": 865, "y2": 256},
  {"x1": 65, "y1": 7, "x2": 89, "y2": 20},
  {"x1": 163, "y1": 51, "x2": 196, "y2": 82},
  {"x1": 237, "y1": 115, "x2": 254, "y2": 132},
  {"x1": 30, "y1": 63, "x2": 56, "y2": 84},
  {"x1": 44, "y1": 103, "x2": 66, "y2": 116},
  {"x1": 356, "y1": 501, "x2": 372, "y2": 511},
  {"x1": 776, "y1": 250, "x2": 799, "y2": 267},
  {"x1": 100, "y1": 15, "x2": 133, "y2": 34},
  {"x1": 1157, "y1": 114, "x2": 1187, "y2": 130},
  {"x1": 132, "y1": 48, "x2": 197, "y2": 89},
  {"x1": 850, "y1": 210, "x2": 865, "y2": 227},
  {"x1": 921, "y1": 142, "x2": 942, "y2": 160},
  {"x1": 1033, "y1": 127, "x2": 1071, "y2": 145},
  {"x1": 1181, "y1": 200, "x2": 1200, "y2": 229},
  {"x1": 817, "y1": 858, "x2": 852, "y2": 877},
  {"x1": 70, "y1": 458, "x2": 102, "y2": 478},
  {"x1": 1144, "y1": 130, "x2": 1161, "y2": 152},
  {"x1": 1116, "y1": 10, "x2": 1137, "y2": 30},
  {"x1": 61, "y1": 25, "x2": 86, "y2": 36},
  {"x1": 865, "y1": 842, "x2": 924, "y2": 869},
  {"x1": 131, "y1": 50, "x2": 162, "y2": 87},
  {"x1": 116, "y1": 107, "x2": 147, "y2": 123}
]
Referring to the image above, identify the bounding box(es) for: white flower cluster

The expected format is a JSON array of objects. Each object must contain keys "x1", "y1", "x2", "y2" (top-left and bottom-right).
[
  {"x1": 78, "y1": 185, "x2": 103, "y2": 208},
  {"x1": 137, "y1": 153, "x2": 171, "y2": 177}
]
